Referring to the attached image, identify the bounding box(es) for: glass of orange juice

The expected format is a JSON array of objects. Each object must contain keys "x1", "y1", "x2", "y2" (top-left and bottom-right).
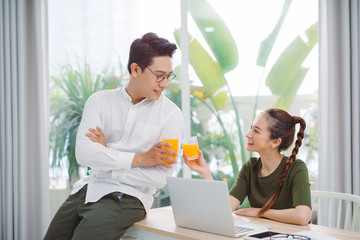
[
  {"x1": 162, "y1": 139, "x2": 179, "y2": 163},
  {"x1": 182, "y1": 136, "x2": 199, "y2": 161}
]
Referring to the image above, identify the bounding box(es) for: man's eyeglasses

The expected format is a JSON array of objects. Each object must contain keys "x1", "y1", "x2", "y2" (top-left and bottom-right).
[{"x1": 143, "y1": 65, "x2": 176, "y2": 83}]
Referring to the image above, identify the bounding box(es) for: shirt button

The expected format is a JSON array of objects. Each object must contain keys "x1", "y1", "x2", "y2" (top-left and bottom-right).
[
  {"x1": 94, "y1": 175, "x2": 96, "y2": 178},
  {"x1": 121, "y1": 139, "x2": 125, "y2": 143}
]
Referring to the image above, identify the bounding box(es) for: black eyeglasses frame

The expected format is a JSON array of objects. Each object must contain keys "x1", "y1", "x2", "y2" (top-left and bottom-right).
[{"x1": 141, "y1": 64, "x2": 176, "y2": 83}]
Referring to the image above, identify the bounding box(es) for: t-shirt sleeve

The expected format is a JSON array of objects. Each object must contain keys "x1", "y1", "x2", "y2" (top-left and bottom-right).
[
  {"x1": 291, "y1": 160, "x2": 312, "y2": 208},
  {"x1": 229, "y1": 159, "x2": 252, "y2": 204}
]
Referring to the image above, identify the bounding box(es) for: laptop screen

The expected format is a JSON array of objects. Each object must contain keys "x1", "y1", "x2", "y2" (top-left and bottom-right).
[{"x1": 166, "y1": 177, "x2": 270, "y2": 237}]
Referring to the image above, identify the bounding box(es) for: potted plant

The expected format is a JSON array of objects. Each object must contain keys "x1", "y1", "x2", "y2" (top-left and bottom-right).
[{"x1": 49, "y1": 60, "x2": 128, "y2": 186}]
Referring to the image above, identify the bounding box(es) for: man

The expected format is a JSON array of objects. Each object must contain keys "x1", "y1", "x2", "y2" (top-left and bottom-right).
[{"x1": 44, "y1": 32, "x2": 184, "y2": 240}]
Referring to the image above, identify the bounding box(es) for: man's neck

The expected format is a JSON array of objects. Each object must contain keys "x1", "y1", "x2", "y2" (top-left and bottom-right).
[{"x1": 125, "y1": 84, "x2": 145, "y2": 105}]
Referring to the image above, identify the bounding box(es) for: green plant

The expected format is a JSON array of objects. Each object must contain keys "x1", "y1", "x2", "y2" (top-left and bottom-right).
[{"x1": 49, "y1": 60, "x2": 127, "y2": 185}]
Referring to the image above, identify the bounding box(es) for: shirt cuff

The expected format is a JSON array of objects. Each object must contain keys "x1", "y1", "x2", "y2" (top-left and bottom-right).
[{"x1": 114, "y1": 151, "x2": 134, "y2": 170}]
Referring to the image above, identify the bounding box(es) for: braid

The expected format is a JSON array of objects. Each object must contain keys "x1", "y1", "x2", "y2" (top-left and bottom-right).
[
  {"x1": 256, "y1": 114, "x2": 306, "y2": 218},
  {"x1": 290, "y1": 116, "x2": 306, "y2": 163}
]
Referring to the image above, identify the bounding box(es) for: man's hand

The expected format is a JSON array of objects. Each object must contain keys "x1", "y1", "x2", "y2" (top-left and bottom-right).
[
  {"x1": 86, "y1": 126, "x2": 107, "y2": 147},
  {"x1": 132, "y1": 141, "x2": 178, "y2": 169}
]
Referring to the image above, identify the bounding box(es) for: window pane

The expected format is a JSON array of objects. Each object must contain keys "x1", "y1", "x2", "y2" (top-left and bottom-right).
[
  {"x1": 186, "y1": 0, "x2": 318, "y2": 188},
  {"x1": 48, "y1": 0, "x2": 181, "y2": 189}
]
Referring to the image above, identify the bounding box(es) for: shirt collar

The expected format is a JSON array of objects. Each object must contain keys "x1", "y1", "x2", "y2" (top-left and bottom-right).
[{"x1": 120, "y1": 86, "x2": 152, "y2": 106}]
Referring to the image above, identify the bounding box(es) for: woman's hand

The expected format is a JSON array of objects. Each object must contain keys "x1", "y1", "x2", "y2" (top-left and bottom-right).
[
  {"x1": 86, "y1": 126, "x2": 107, "y2": 147},
  {"x1": 183, "y1": 150, "x2": 213, "y2": 180},
  {"x1": 234, "y1": 207, "x2": 260, "y2": 217}
]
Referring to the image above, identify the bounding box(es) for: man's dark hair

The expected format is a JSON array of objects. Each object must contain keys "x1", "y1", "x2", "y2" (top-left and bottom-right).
[{"x1": 127, "y1": 32, "x2": 177, "y2": 74}]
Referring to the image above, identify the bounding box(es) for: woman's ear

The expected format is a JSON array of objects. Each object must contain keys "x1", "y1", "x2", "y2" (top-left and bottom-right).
[
  {"x1": 130, "y1": 63, "x2": 140, "y2": 77},
  {"x1": 271, "y1": 138, "x2": 282, "y2": 149}
]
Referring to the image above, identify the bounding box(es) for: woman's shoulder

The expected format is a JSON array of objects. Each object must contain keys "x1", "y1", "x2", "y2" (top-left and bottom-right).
[
  {"x1": 287, "y1": 157, "x2": 309, "y2": 174},
  {"x1": 244, "y1": 157, "x2": 261, "y2": 168},
  {"x1": 282, "y1": 156, "x2": 306, "y2": 167},
  {"x1": 292, "y1": 158, "x2": 307, "y2": 168}
]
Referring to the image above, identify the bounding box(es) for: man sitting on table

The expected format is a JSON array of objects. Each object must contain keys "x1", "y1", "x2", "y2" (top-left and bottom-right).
[{"x1": 44, "y1": 32, "x2": 184, "y2": 240}]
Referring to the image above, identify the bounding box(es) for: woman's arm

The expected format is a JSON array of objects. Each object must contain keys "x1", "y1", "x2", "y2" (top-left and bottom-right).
[
  {"x1": 183, "y1": 150, "x2": 214, "y2": 180},
  {"x1": 234, "y1": 205, "x2": 311, "y2": 225},
  {"x1": 230, "y1": 195, "x2": 241, "y2": 212},
  {"x1": 262, "y1": 205, "x2": 311, "y2": 225}
]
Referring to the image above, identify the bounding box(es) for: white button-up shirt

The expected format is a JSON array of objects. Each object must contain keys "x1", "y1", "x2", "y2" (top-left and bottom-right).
[{"x1": 71, "y1": 87, "x2": 184, "y2": 213}]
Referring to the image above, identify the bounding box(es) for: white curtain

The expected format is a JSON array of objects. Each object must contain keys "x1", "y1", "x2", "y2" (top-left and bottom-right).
[
  {"x1": 318, "y1": 0, "x2": 360, "y2": 195},
  {"x1": 0, "y1": 0, "x2": 50, "y2": 239}
]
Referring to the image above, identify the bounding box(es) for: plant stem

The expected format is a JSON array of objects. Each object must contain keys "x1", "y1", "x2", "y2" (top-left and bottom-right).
[
  {"x1": 223, "y1": 80, "x2": 247, "y2": 164},
  {"x1": 195, "y1": 96, "x2": 239, "y2": 177}
]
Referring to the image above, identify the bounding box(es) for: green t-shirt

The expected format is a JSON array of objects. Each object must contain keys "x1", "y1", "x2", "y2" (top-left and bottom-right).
[{"x1": 229, "y1": 156, "x2": 311, "y2": 209}]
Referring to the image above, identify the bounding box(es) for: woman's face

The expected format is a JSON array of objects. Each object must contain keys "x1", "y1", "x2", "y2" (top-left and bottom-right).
[{"x1": 246, "y1": 113, "x2": 276, "y2": 154}]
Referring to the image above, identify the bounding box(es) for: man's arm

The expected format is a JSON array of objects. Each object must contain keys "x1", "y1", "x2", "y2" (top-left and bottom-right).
[
  {"x1": 77, "y1": 93, "x2": 176, "y2": 170},
  {"x1": 117, "y1": 108, "x2": 184, "y2": 188},
  {"x1": 87, "y1": 108, "x2": 184, "y2": 188},
  {"x1": 117, "y1": 109, "x2": 183, "y2": 188},
  {"x1": 76, "y1": 93, "x2": 134, "y2": 170},
  {"x1": 88, "y1": 129, "x2": 178, "y2": 188}
]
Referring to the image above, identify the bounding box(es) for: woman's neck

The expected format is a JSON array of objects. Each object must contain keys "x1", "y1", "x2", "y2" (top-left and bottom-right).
[{"x1": 259, "y1": 151, "x2": 283, "y2": 177}]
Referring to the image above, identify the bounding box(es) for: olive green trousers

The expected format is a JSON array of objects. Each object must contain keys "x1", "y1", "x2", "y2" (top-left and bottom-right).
[{"x1": 43, "y1": 185, "x2": 146, "y2": 240}]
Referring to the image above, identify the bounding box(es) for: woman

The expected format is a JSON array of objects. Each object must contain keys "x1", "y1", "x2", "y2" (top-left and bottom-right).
[{"x1": 183, "y1": 109, "x2": 311, "y2": 225}]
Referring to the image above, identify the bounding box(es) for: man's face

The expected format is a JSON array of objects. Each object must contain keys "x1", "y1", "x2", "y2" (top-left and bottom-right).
[{"x1": 134, "y1": 56, "x2": 173, "y2": 102}]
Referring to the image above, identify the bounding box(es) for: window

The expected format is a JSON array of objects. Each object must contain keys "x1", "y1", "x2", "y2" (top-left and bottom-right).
[{"x1": 48, "y1": 0, "x2": 318, "y2": 201}]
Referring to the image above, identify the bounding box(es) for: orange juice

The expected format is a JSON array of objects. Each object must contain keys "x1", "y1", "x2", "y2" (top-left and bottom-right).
[
  {"x1": 162, "y1": 139, "x2": 178, "y2": 163},
  {"x1": 182, "y1": 143, "x2": 199, "y2": 160}
]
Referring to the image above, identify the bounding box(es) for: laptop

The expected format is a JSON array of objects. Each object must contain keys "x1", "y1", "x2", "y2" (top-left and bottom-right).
[{"x1": 166, "y1": 177, "x2": 270, "y2": 238}]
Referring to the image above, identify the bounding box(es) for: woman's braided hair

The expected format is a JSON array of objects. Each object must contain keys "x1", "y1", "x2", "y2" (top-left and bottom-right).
[{"x1": 256, "y1": 109, "x2": 306, "y2": 218}]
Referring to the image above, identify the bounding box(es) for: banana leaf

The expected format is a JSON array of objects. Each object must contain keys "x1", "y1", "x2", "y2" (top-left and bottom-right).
[
  {"x1": 266, "y1": 22, "x2": 318, "y2": 110},
  {"x1": 188, "y1": 0, "x2": 238, "y2": 73},
  {"x1": 174, "y1": 29, "x2": 228, "y2": 110},
  {"x1": 272, "y1": 67, "x2": 308, "y2": 110},
  {"x1": 256, "y1": 0, "x2": 293, "y2": 67},
  {"x1": 166, "y1": 66, "x2": 211, "y2": 98}
]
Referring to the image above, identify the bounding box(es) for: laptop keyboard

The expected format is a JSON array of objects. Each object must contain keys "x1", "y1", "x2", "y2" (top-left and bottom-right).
[{"x1": 234, "y1": 225, "x2": 254, "y2": 234}]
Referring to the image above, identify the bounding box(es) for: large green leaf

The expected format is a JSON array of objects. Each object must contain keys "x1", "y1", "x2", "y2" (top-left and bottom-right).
[
  {"x1": 271, "y1": 67, "x2": 308, "y2": 110},
  {"x1": 166, "y1": 66, "x2": 212, "y2": 99},
  {"x1": 256, "y1": 0, "x2": 292, "y2": 67},
  {"x1": 174, "y1": 29, "x2": 228, "y2": 110},
  {"x1": 266, "y1": 22, "x2": 318, "y2": 109},
  {"x1": 188, "y1": 0, "x2": 238, "y2": 73}
]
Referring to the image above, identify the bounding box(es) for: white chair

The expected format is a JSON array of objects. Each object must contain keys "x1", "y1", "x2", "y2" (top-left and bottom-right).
[{"x1": 311, "y1": 190, "x2": 360, "y2": 232}]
